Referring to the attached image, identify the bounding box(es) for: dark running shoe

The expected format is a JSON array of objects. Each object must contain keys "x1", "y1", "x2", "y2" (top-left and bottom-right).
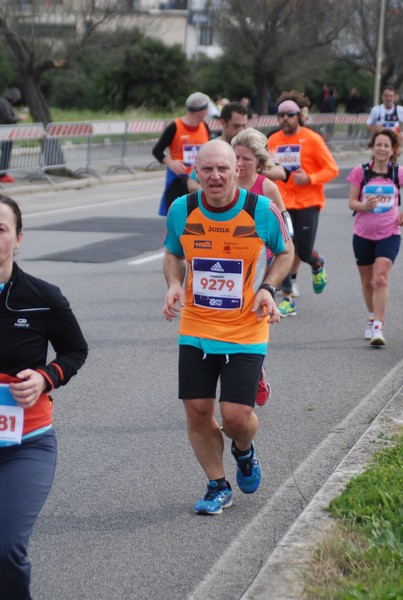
[
  {"x1": 194, "y1": 481, "x2": 233, "y2": 515},
  {"x1": 231, "y1": 441, "x2": 261, "y2": 494}
]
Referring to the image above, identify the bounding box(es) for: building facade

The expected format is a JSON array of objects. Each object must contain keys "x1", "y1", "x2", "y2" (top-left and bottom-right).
[{"x1": 18, "y1": 0, "x2": 222, "y2": 57}]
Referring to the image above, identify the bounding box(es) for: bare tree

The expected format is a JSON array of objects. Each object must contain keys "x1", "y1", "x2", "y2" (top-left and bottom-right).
[
  {"x1": 339, "y1": 0, "x2": 403, "y2": 91},
  {"x1": 0, "y1": 0, "x2": 126, "y2": 125},
  {"x1": 212, "y1": 0, "x2": 356, "y2": 113}
]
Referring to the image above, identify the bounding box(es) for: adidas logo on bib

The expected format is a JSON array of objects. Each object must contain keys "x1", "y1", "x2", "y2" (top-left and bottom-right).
[{"x1": 210, "y1": 262, "x2": 225, "y2": 272}]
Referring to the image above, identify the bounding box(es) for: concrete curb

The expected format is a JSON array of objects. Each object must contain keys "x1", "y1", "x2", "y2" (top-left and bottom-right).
[
  {"x1": 241, "y1": 378, "x2": 403, "y2": 599},
  {"x1": 1, "y1": 168, "x2": 164, "y2": 196}
]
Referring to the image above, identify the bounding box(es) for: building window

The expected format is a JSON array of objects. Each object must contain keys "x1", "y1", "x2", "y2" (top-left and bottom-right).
[
  {"x1": 199, "y1": 23, "x2": 212, "y2": 46},
  {"x1": 159, "y1": 0, "x2": 188, "y2": 8}
]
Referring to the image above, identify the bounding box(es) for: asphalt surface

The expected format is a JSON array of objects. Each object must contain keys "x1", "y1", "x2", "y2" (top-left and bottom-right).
[
  {"x1": 241, "y1": 380, "x2": 403, "y2": 599},
  {"x1": 5, "y1": 150, "x2": 403, "y2": 600}
]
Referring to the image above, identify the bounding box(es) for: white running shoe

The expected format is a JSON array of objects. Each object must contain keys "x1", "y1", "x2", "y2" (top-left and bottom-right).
[
  {"x1": 370, "y1": 325, "x2": 385, "y2": 346},
  {"x1": 364, "y1": 320, "x2": 374, "y2": 340},
  {"x1": 291, "y1": 281, "x2": 300, "y2": 297}
]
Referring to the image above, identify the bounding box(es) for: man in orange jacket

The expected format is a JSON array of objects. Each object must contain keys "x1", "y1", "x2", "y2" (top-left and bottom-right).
[{"x1": 268, "y1": 98, "x2": 339, "y2": 316}]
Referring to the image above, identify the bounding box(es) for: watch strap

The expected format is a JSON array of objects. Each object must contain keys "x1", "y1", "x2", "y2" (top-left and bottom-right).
[{"x1": 259, "y1": 283, "x2": 276, "y2": 298}]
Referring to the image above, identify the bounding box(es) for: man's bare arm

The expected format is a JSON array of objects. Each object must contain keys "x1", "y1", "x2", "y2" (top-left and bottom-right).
[
  {"x1": 252, "y1": 240, "x2": 294, "y2": 322},
  {"x1": 265, "y1": 239, "x2": 294, "y2": 287},
  {"x1": 162, "y1": 250, "x2": 187, "y2": 320}
]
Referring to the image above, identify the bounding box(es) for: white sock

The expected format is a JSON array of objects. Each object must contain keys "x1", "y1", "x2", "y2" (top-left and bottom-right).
[
  {"x1": 373, "y1": 320, "x2": 383, "y2": 330},
  {"x1": 368, "y1": 312, "x2": 374, "y2": 321}
]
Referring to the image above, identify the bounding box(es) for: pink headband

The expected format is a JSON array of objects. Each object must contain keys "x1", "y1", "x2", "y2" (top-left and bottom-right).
[{"x1": 278, "y1": 100, "x2": 301, "y2": 113}]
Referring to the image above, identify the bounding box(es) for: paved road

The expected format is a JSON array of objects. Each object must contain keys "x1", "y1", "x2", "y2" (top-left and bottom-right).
[{"x1": 12, "y1": 154, "x2": 402, "y2": 600}]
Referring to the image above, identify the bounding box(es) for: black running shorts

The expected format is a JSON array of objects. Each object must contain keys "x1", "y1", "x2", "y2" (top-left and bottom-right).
[
  {"x1": 353, "y1": 234, "x2": 401, "y2": 266},
  {"x1": 178, "y1": 345, "x2": 264, "y2": 407}
]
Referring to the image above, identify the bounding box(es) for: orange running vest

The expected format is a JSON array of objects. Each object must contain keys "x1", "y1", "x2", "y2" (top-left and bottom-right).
[
  {"x1": 169, "y1": 118, "x2": 210, "y2": 175},
  {"x1": 179, "y1": 198, "x2": 270, "y2": 345}
]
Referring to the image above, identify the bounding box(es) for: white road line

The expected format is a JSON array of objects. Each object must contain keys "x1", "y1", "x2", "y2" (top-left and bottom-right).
[
  {"x1": 23, "y1": 194, "x2": 160, "y2": 218},
  {"x1": 128, "y1": 251, "x2": 165, "y2": 265}
]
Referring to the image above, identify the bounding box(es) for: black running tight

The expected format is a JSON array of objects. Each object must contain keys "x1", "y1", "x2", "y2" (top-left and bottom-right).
[{"x1": 280, "y1": 206, "x2": 322, "y2": 293}]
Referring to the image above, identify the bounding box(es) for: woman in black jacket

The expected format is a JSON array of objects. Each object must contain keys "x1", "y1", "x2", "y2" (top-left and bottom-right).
[{"x1": 0, "y1": 195, "x2": 88, "y2": 599}]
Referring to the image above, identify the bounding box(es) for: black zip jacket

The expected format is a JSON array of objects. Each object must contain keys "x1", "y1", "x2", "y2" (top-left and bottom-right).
[{"x1": 0, "y1": 263, "x2": 88, "y2": 390}]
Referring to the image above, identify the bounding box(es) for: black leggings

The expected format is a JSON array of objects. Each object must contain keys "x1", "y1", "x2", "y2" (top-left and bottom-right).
[
  {"x1": 0, "y1": 430, "x2": 57, "y2": 600},
  {"x1": 281, "y1": 206, "x2": 322, "y2": 293}
]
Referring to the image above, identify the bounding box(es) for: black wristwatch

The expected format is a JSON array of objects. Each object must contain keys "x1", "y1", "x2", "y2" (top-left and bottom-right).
[
  {"x1": 283, "y1": 167, "x2": 291, "y2": 183},
  {"x1": 259, "y1": 283, "x2": 276, "y2": 298}
]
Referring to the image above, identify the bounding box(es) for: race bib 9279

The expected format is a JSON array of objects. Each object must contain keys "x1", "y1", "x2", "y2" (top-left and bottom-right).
[{"x1": 192, "y1": 257, "x2": 243, "y2": 309}]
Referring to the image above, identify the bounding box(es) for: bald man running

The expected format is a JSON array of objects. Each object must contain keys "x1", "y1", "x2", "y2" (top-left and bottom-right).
[{"x1": 162, "y1": 140, "x2": 293, "y2": 515}]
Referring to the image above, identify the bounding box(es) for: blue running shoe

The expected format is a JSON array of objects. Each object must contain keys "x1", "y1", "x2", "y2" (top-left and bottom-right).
[
  {"x1": 231, "y1": 442, "x2": 261, "y2": 494},
  {"x1": 194, "y1": 481, "x2": 233, "y2": 515}
]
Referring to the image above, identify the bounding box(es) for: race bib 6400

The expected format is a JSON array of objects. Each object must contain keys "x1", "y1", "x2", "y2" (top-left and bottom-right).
[{"x1": 275, "y1": 145, "x2": 301, "y2": 172}]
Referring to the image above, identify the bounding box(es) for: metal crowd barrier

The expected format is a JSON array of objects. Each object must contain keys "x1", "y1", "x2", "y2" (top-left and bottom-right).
[
  {"x1": 0, "y1": 123, "x2": 45, "y2": 186},
  {"x1": 0, "y1": 114, "x2": 372, "y2": 184},
  {"x1": 44, "y1": 120, "x2": 131, "y2": 179},
  {"x1": 125, "y1": 118, "x2": 171, "y2": 170},
  {"x1": 44, "y1": 121, "x2": 93, "y2": 178},
  {"x1": 254, "y1": 113, "x2": 370, "y2": 150},
  {"x1": 304, "y1": 113, "x2": 370, "y2": 150}
]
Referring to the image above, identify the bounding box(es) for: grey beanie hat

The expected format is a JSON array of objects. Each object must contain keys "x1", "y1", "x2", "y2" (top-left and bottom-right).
[
  {"x1": 186, "y1": 92, "x2": 209, "y2": 112},
  {"x1": 4, "y1": 87, "x2": 21, "y2": 103}
]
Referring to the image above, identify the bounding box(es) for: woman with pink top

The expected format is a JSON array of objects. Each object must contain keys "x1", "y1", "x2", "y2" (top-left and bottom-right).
[
  {"x1": 231, "y1": 127, "x2": 286, "y2": 213},
  {"x1": 347, "y1": 129, "x2": 403, "y2": 346},
  {"x1": 231, "y1": 127, "x2": 291, "y2": 406}
]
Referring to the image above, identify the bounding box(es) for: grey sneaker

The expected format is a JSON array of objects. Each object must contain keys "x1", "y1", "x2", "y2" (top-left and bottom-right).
[
  {"x1": 364, "y1": 320, "x2": 374, "y2": 340},
  {"x1": 291, "y1": 281, "x2": 300, "y2": 297},
  {"x1": 370, "y1": 325, "x2": 385, "y2": 346}
]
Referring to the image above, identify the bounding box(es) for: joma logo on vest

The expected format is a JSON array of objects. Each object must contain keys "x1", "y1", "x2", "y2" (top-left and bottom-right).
[{"x1": 208, "y1": 226, "x2": 230, "y2": 233}]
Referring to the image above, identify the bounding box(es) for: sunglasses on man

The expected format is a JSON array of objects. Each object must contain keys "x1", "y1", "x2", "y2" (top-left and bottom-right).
[{"x1": 277, "y1": 111, "x2": 300, "y2": 118}]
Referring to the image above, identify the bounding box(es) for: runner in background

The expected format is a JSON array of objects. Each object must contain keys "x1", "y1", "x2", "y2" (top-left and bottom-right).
[
  {"x1": 216, "y1": 101, "x2": 249, "y2": 143},
  {"x1": 231, "y1": 127, "x2": 293, "y2": 406},
  {"x1": 347, "y1": 129, "x2": 403, "y2": 346},
  {"x1": 152, "y1": 92, "x2": 210, "y2": 216},
  {"x1": 267, "y1": 91, "x2": 311, "y2": 298},
  {"x1": 366, "y1": 85, "x2": 403, "y2": 145},
  {"x1": 268, "y1": 96, "x2": 339, "y2": 317},
  {"x1": 187, "y1": 101, "x2": 249, "y2": 193},
  {"x1": 232, "y1": 127, "x2": 287, "y2": 214},
  {"x1": 188, "y1": 102, "x2": 287, "y2": 191}
]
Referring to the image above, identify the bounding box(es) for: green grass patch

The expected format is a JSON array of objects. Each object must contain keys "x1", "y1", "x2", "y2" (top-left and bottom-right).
[
  {"x1": 302, "y1": 432, "x2": 403, "y2": 599},
  {"x1": 48, "y1": 107, "x2": 176, "y2": 123}
]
